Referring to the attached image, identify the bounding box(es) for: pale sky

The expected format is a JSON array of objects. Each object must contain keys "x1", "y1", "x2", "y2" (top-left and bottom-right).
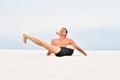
[{"x1": 0, "y1": 0, "x2": 120, "y2": 50}]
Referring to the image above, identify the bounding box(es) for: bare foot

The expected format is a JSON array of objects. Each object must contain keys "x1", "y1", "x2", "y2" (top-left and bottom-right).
[{"x1": 23, "y1": 34, "x2": 28, "y2": 44}]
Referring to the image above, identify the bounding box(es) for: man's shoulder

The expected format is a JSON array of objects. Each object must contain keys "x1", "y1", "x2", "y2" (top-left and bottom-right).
[
  {"x1": 51, "y1": 37, "x2": 73, "y2": 41},
  {"x1": 51, "y1": 38, "x2": 57, "y2": 41},
  {"x1": 66, "y1": 38, "x2": 75, "y2": 43},
  {"x1": 52, "y1": 38, "x2": 57, "y2": 40},
  {"x1": 66, "y1": 37, "x2": 73, "y2": 40}
]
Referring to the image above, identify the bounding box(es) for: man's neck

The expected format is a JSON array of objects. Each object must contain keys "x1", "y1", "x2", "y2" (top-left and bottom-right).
[{"x1": 59, "y1": 36, "x2": 66, "y2": 40}]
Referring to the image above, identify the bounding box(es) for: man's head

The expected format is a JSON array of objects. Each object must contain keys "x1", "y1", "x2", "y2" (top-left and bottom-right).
[
  {"x1": 56, "y1": 27, "x2": 68, "y2": 37},
  {"x1": 61, "y1": 27, "x2": 68, "y2": 34}
]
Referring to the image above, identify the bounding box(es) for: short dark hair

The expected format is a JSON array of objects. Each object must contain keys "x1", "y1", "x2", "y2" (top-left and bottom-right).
[{"x1": 61, "y1": 27, "x2": 68, "y2": 34}]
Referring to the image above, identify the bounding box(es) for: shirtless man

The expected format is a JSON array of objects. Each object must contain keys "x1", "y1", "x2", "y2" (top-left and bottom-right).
[{"x1": 23, "y1": 27, "x2": 87, "y2": 57}]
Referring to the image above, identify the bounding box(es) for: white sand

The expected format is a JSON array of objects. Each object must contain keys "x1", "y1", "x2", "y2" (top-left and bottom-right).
[{"x1": 0, "y1": 50, "x2": 120, "y2": 80}]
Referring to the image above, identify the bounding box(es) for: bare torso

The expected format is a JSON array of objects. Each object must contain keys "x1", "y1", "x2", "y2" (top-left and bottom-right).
[
  {"x1": 52, "y1": 38, "x2": 72, "y2": 47},
  {"x1": 51, "y1": 38, "x2": 87, "y2": 56}
]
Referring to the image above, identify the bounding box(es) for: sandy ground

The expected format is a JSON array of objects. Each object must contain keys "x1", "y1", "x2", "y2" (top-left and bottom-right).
[{"x1": 0, "y1": 50, "x2": 120, "y2": 80}]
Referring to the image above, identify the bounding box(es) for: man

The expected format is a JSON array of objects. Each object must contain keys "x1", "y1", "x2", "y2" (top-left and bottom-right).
[{"x1": 23, "y1": 27, "x2": 87, "y2": 57}]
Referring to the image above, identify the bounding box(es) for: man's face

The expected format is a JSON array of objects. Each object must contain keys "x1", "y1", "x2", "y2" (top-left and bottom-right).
[
  {"x1": 60, "y1": 29, "x2": 67, "y2": 34},
  {"x1": 56, "y1": 28, "x2": 67, "y2": 37}
]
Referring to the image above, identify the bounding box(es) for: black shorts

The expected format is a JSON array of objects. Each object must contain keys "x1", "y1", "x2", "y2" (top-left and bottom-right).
[{"x1": 55, "y1": 47, "x2": 74, "y2": 57}]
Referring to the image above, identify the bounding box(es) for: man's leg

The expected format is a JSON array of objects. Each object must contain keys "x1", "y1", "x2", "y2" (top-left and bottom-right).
[{"x1": 23, "y1": 34, "x2": 61, "y2": 54}]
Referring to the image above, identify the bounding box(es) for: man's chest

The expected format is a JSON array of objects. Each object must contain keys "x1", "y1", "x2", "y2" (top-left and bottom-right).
[{"x1": 55, "y1": 39, "x2": 71, "y2": 45}]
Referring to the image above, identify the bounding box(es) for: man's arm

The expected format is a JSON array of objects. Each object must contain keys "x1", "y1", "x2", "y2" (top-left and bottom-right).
[
  {"x1": 75, "y1": 46, "x2": 87, "y2": 56},
  {"x1": 47, "y1": 50, "x2": 52, "y2": 56},
  {"x1": 47, "y1": 39, "x2": 55, "y2": 56},
  {"x1": 70, "y1": 39, "x2": 87, "y2": 56}
]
